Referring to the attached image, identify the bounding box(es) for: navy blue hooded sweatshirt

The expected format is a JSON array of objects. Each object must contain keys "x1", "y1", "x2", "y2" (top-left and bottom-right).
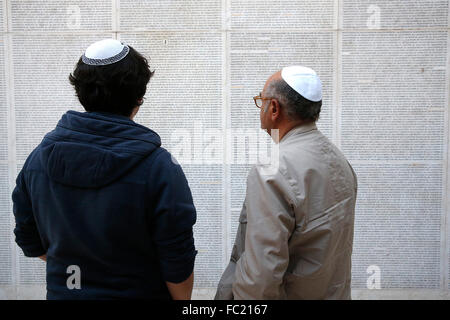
[{"x1": 12, "y1": 110, "x2": 197, "y2": 299}]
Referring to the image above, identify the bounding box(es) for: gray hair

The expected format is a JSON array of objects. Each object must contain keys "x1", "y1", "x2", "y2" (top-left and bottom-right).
[{"x1": 265, "y1": 78, "x2": 322, "y2": 123}]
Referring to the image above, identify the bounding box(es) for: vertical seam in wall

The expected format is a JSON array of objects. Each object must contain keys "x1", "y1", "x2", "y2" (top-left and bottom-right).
[
  {"x1": 222, "y1": 0, "x2": 231, "y2": 271},
  {"x1": 112, "y1": 0, "x2": 119, "y2": 39},
  {"x1": 333, "y1": 0, "x2": 342, "y2": 148},
  {"x1": 443, "y1": 0, "x2": 450, "y2": 292},
  {"x1": 1, "y1": 0, "x2": 6, "y2": 32},
  {"x1": 4, "y1": 0, "x2": 18, "y2": 298},
  {"x1": 332, "y1": 0, "x2": 342, "y2": 148},
  {"x1": 331, "y1": 0, "x2": 338, "y2": 143}
]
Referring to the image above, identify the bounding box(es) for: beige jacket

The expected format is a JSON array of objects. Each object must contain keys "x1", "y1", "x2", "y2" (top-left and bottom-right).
[{"x1": 215, "y1": 122, "x2": 357, "y2": 300}]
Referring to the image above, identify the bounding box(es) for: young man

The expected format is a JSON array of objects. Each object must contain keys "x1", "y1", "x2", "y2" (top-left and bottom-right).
[
  {"x1": 216, "y1": 66, "x2": 358, "y2": 300},
  {"x1": 12, "y1": 39, "x2": 197, "y2": 300}
]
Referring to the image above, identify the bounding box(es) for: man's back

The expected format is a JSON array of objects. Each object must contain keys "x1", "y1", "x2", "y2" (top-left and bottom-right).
[
  {"x1": 216, "y1": 122, "x2": 357, "y2": 299},
  {"x1": 277, "y1": 123, "x2": 357, "y2": 299},
  {"x1": 12, "y1": 110, "x2": 197, "y2": 299}
]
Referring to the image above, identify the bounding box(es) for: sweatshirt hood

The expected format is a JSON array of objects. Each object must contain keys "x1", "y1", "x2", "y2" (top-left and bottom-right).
[{"x1": 39, "y1": 110, "x2": 161, "y2": 188}]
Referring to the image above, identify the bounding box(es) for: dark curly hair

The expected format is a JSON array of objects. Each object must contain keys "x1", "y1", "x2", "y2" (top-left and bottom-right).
[{"x1": 69, "y1": 45, "x2": 154, "y2": 117}]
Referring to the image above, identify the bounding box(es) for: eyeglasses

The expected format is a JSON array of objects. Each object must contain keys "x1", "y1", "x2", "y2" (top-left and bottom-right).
[{"x1": 253, "y1": 94, "x2": 273, "y2": 108}]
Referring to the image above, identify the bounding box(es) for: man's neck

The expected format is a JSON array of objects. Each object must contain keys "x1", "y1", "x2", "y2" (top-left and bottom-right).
[{"x1": 274, "y1": 120, "x2": 305, "y2": 142}]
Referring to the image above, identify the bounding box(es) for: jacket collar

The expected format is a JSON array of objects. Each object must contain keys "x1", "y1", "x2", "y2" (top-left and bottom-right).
[{"x1": 280, "y1": 122, "x2": 317, "y2": 144}]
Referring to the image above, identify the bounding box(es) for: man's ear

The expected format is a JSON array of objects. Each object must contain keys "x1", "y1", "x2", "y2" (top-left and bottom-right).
[{"x1": 270, "y1": 99, "x2": 280, "y2": 121}]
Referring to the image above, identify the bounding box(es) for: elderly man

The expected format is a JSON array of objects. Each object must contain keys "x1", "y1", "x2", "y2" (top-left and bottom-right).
[{"x1": 215, "y1": 66, "x2": 357, "y2": 300}]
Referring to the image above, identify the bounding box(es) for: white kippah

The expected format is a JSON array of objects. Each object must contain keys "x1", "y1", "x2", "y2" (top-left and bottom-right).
[
  {"x1": 281, "y1": 66, "x2": 322, "y2": 102},
  {"x1": 82, "y1": 39, "x2": 130, "y2": 66}
]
